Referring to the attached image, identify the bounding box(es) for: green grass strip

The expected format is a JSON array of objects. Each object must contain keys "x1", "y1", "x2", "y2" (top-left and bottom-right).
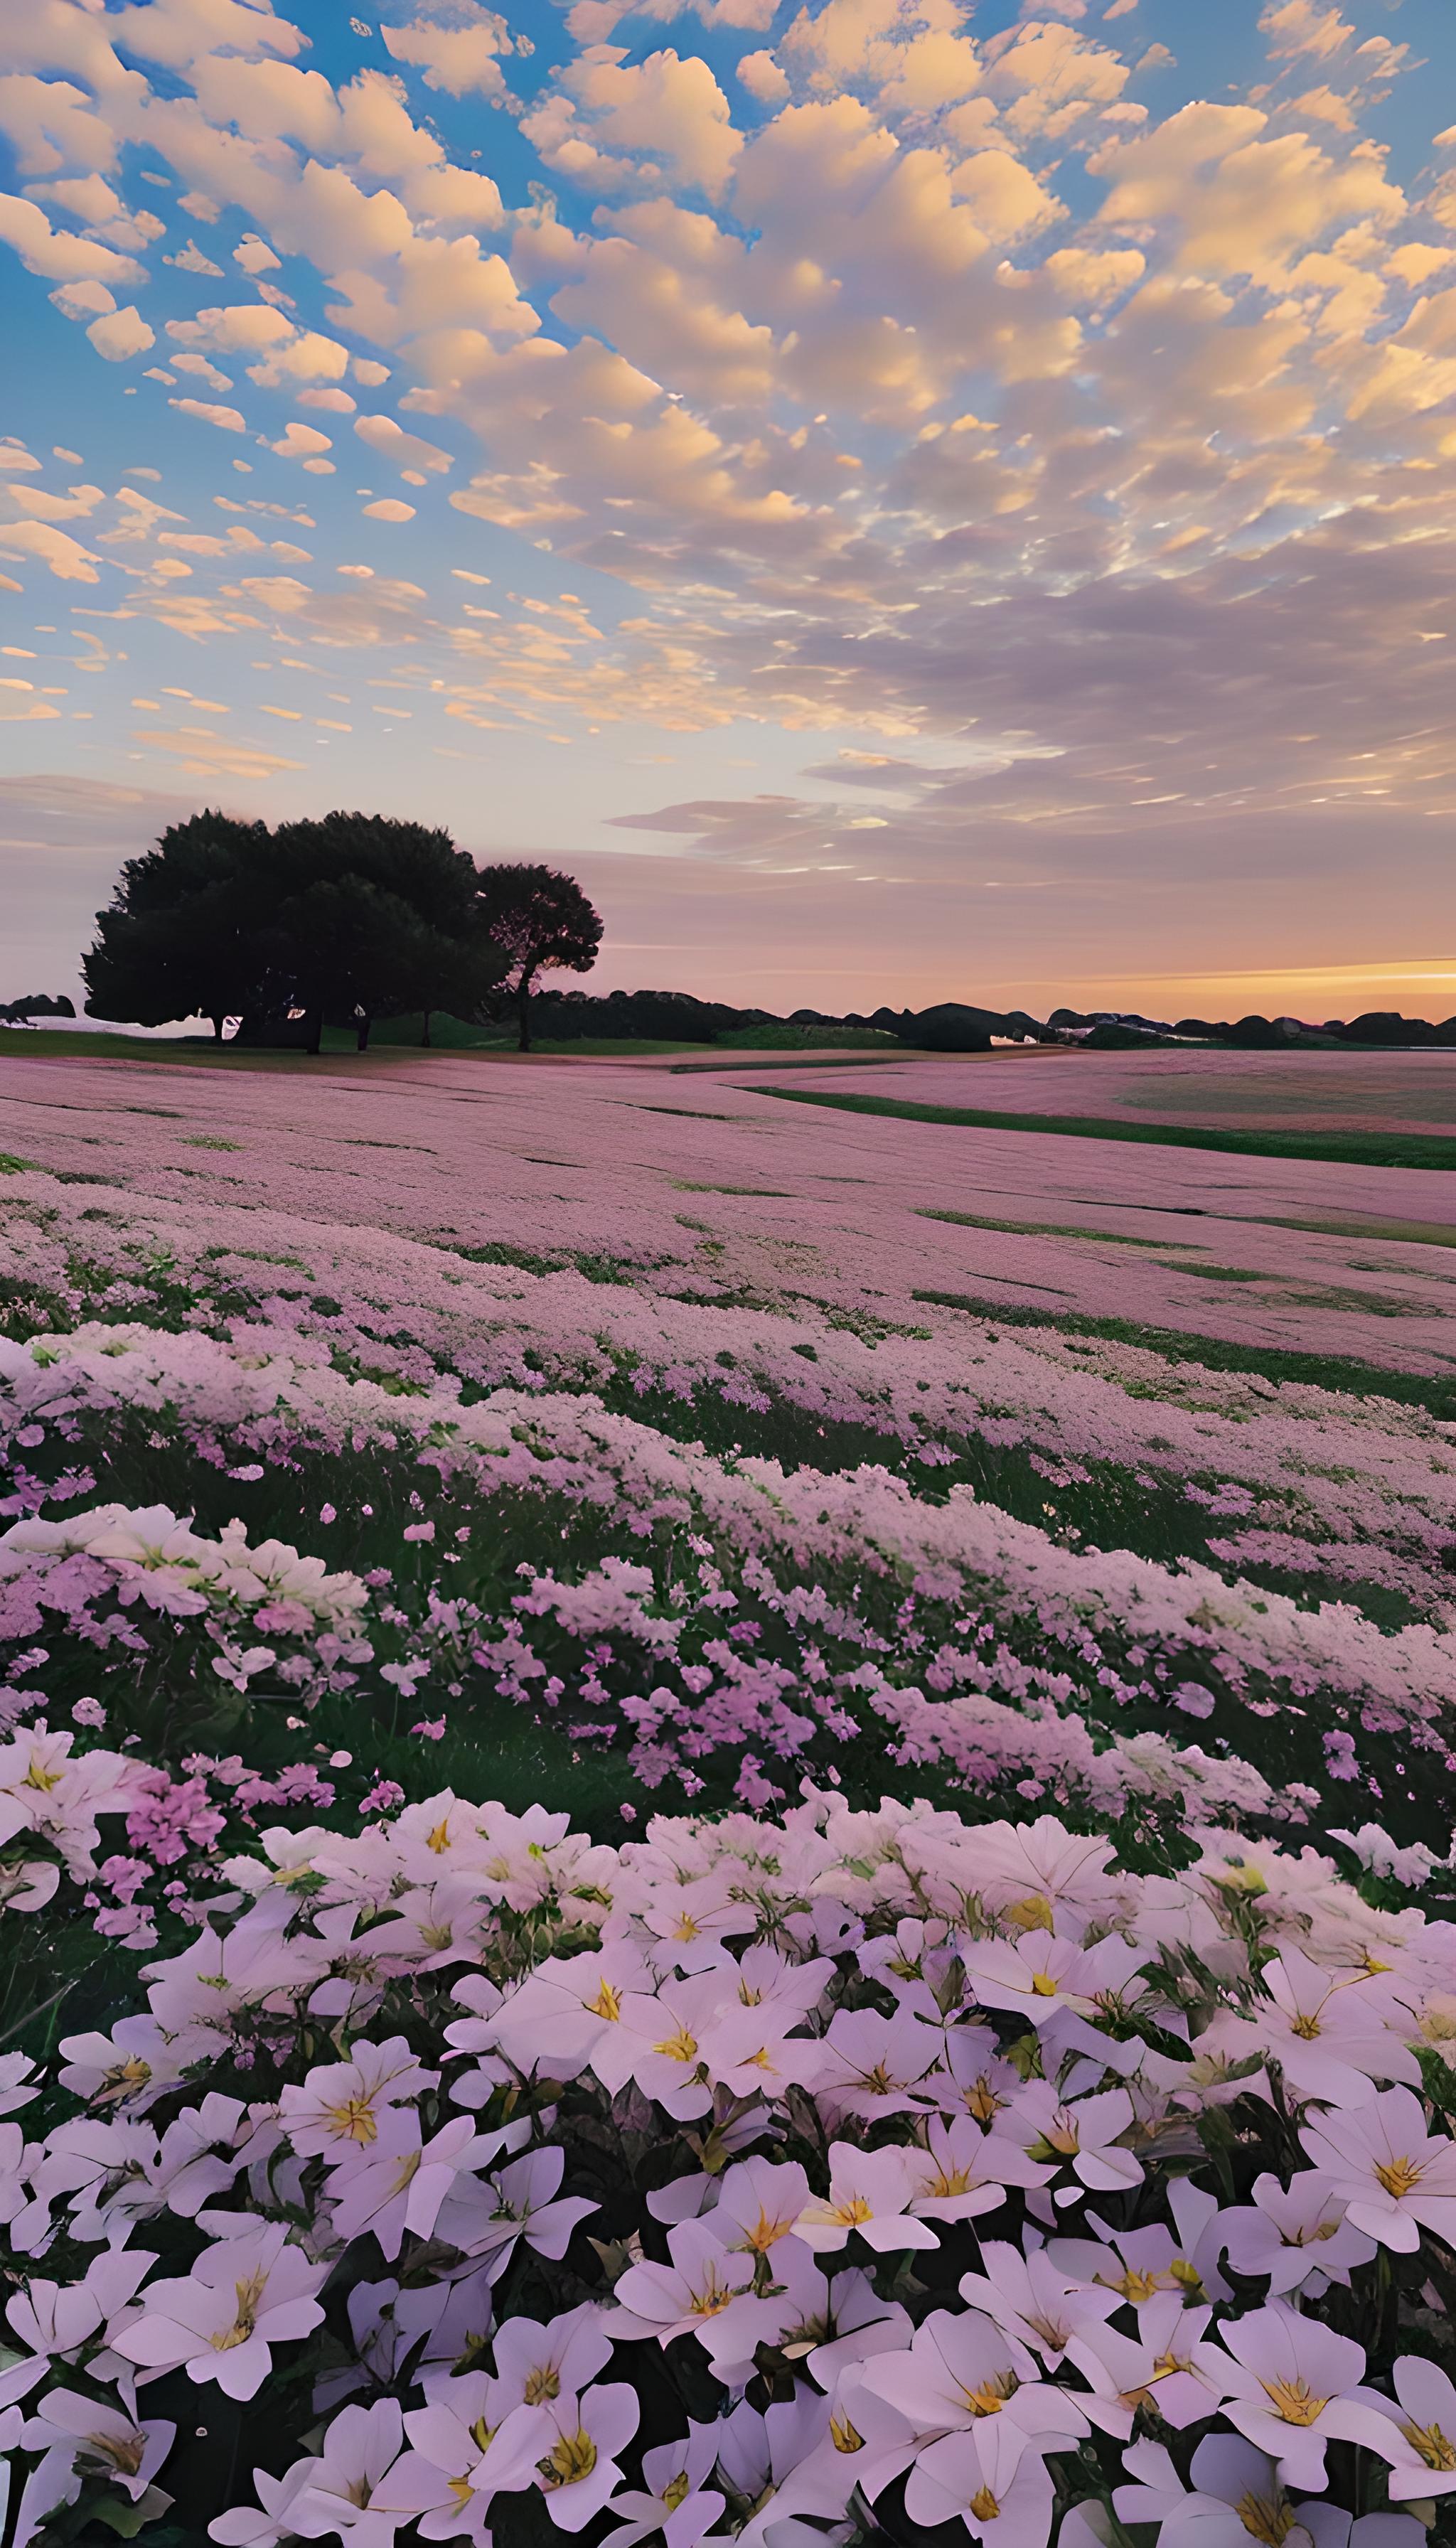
[
  {"x1": 766, "y1": 1086, "x2": 1456, "y2": 1172},
  {"x1": 914, "y1": 1289, "x2": 1456, "y2": 1419}
]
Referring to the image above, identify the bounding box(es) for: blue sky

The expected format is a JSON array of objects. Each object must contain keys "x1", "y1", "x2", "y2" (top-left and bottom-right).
[{"x1": 3, "y1": 0, "x2": 1456, "y2": 1019}]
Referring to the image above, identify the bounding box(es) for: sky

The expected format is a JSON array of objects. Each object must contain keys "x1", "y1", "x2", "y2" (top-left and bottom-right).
[{"x1": 3, "y1": 0, "x2": 1456, "y2": 1023}]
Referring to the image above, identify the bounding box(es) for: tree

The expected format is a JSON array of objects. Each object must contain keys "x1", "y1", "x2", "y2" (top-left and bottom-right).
[
  {"x1": 265, "y1": 815, "x2": 506, "y2": 1050},
  {"x1": 0, "y1": 994, "x2": 75, "y2": 1024},
  {"x1": 473, "y1": 863, "x2": 604, "y2": 1051},
  {"x1": 82, "y1": 813, "x2": 277, "y2": 1039}
]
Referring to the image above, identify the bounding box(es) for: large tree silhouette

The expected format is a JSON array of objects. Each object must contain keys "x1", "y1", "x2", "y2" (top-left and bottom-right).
[
  {"x1": 83, "y1": 810, "x2": 508, "y2": 1049},
  {"x1": 474, "y1": 863, "x2": 604, "y2": 1051},
  {"x1": 82, "y1": 811, "x2": 276, "y2": 1040}
]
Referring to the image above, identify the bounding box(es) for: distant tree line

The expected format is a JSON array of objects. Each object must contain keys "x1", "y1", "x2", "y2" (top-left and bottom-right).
[
  {"x1": 82, "y1": 812, "x2": 602, "y2": 1052},
  {"x1": 0, "y1": 993, "x2": 75, "y2": 1025}
]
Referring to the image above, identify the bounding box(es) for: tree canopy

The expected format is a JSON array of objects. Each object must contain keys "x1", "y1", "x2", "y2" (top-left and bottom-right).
[
  {"x1": 473, "y1": 861, "x2": 604, "y2": 1049},
  {"x1": 81, "y1": 815, "x2": 592, "y2": 1051}
]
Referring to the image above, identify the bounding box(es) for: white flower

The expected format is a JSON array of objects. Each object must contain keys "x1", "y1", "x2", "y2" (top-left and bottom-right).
[
  {"x1": 858, "y1": 2306, "x2": 1088, "y2": 2472},
  {"x1": 491, "y1": 2306, "x2": 614, "y2": 2413},
  {"x1": 1112, "y1": 2434, "x2": 1307, "y2": 2547},
  {"x1": 211, "y1": 2456, "x2": 322, "y2": 2548},
  {"x1": 1214, "y1": 2301, "x2": 1388, "y2": 2490},
  {"x1": 1360, "y1": 2354, "x2": 1456, "y2": 2500},
  {"x1": 287, "y1": 2398, "x2": 407, "y2": 2548},
  {"x1": 378, "y1": 2373, "x2": 547, "y2": 2541},
  {"x1": 109, "y1": 2222, "x2": 328, "y2": 2402},
  {"x1": 604, "y1": 2424, "x2": 727, "y2": 2548},
  {"x1": 1219, "y1": 2170, "x2": 1376, "y2": 2297},
  {"x1": 903, "y1": 2412, "x2": 1060, "y2": 2546},
  {"x1": 791, "y1": 2143, "x2": 939, "y2": 2254},
  {"x1": 278, "y1": 2038, "x2": 434, "y2": 2161},
  {"x1": 21, "y1": 2389, "x2": 175, "y2": 2500},
  {"x1": 1300, "y1": 2089, "x2": 1456, "y2": 2253},
  {"x1": 533, "y1": 2382, "x2": 640, "y2": 2533}
]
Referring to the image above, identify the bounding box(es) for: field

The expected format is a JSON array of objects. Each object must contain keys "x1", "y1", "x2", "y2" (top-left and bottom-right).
[{"x1": 2, "y1": 1042, "x2": 1456, "y2": 2548}]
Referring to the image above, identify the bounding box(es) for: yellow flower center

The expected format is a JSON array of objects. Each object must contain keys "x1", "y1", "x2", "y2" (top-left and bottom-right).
[
  {"x1": 830, "y1": 2193, "x2": 874, "y2": 2225},
  {"x1": 21, "y1": 1759, "x2": 63, "y2": 1792},
  {"x1": 1235, "y1": 2490, "x2": 1295, "y2": 2547},
  {"x1": 470, "y1": 2418, "x2": 497, "y2": 2453},
  {"x1": 1401, "y1": 2419, "x2": 1456, "y2": 2473},
  {"x1": 830, "y1": 2417, "x2": 864, "y2": 2454},
  {"x1": 1287, "y1": 2013, "x2": 1324, "y2": 2040},
  {"x1": 1260, "y1": 2377, "x2": 1328, "y2": 2429},
  {"x1": 211, "y1": 2267, "x2": 268, "y2": 2352},
  {"x1": 1030, "y1": 1972, "x2": 1059, "y2": 1998},
  {"x1": 97, "y1": 2057, "x2": 151, "y2": 2104},
  {"x1": 587, "y1": 1979, "x2": 621, "y2": 2021},
  {"x1": 448, "y1": 2478, "x2": 474, "y2": 2507},
  {"x1": 1006, "y1": 1893, "x2": 1054, "y2": 1933},
  {"x1": 419, "y1": 1922, "x2": 454, "y2": 1951},
  {"x1": 543, "y1": 2431, "x2": 598, "y2": 2489},
  {"x1": 92, "y1": 2431, "x2": 146, "y2": 2477},
  {"x1": 662, "y1": 2473, "x2": 692, "y2": 2510},
  {"x1": 1032, "y1": 2119, "x2": 1081, "y2": 2158},
  {"x1": 741, "y1": 2205, "x2": 793, "y2": 2254},
  {"x1": 1374, "y1": 2155, "x2": 1424, "y2": 2199},
  {"x1": 524, "y1": 2367, "x2": 561, "y2": 2404},
  {"x1": 325, "y1": 2096, "x2": 378, "y2": 2146},
  {"x1": 964, "y1": 2078, "x2": 1005, "y2": 2124},
  {"x1": 969, "y1": 2485, "x2": 1001, "y2": 2522},
  {"x1": 1112, "y1": 2267, "x2": 1162, "y2": 2303},
  {"x1": 427, "y1": 1819, "x2": 451, "y2": 1853},
  {"x1": 651, "y1": 2025, "x2": 699, "y2": 2065},
  {"x1": 671, "y1": 1912, "x2": 700, "y2": 1940},
  {"x1": 963, "y1": 2372, "x2": 1018, "y2": 2416},
  {"x1": 688, "y1": 2266, "x2": 738, "y2": 2319},
  {"x1": 928, "y1": 2163, "x2": 978, "y2": 2198}
]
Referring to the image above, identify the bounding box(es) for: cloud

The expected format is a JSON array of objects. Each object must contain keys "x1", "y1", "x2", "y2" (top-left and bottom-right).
[
  {"x1": 523, "y1": 50, "x2": 744, "y2": 199},
  {"x1": 171, "y1": 349, "x2": 234, "y2": 387},
  {"x1": 168, "y1": 397, "x2": 248, "y2": 429},
  {"x1": 0, "y1": 520, "x2": 102, "y2": 581},
  {"x1": 86, "y1": 304, "x2": 154, "y2": 360},
  {"x1": 1258, "y1": 0, "x2": 1354, "y2": 63},
  {"x1": 0, "y1": 193, "x2": 144, "y2": 286},
  {"x1": 269, "y1": 419, "x2": 335, "y2": 465},
  {"x1": 362, "y1": 496, "x2": 417, "y2": 520},
  {"x1": 353, "y1": 412, "x2": 453, "y2": 472},
  {"x1": 166, "y1": 240, "x2": 225, "y2": 274},
  {"x1": 380, "y1": 12, "x2": 519, "y2": 102}
]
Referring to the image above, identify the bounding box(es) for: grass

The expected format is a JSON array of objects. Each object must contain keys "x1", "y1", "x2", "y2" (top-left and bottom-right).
[
  {"x1": 918, "y1": 1208, "x2": 1206, "y2": 1251},
  {"x1": 767, "y1": 1086, "x2": 1456, "y2": 1171},
  {"x1": 913, "y1": 1288, "x2": 1456, "y2": 1419}
]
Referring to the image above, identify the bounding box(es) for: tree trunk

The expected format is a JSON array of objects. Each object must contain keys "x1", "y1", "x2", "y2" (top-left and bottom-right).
[
  {"x1": 421, "y1": 1010, "x2": 432, "y2": 1049},
  {"x1": 210, "y1": 1015, "x2": 224, "y2": 1043},
  {"x1": 305, "y1": 1010, "x2": 322, "y2": 1056},
  {"x1": 356, "y1": 1015, "x2": 371, "y2": 1053},
  {"x1": 518, "y1": 976, "x2": 532, "y2": 1053}
]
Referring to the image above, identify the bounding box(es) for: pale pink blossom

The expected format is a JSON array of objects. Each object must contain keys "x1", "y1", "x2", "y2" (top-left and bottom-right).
[
  {"x1": 791, "y1": 2142, "x2": 939, "y2": 2254},
  {"x1": 109, "y1": 2222, "x2": 328, "y2": 2401},
  {"x1": 1300, "y1": 2089, "x2": 1456, "y2": 2253}
]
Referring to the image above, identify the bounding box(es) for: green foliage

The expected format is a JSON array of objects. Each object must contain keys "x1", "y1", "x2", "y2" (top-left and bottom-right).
[{"x1": 768, "y1": 1084, "x2": 1456, "y2": 1171}]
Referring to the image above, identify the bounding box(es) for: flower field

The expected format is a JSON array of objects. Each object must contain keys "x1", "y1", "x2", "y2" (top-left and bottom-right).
[{"x1": 2, "y1": 1045, "x2": 1456, "y2": 2548}]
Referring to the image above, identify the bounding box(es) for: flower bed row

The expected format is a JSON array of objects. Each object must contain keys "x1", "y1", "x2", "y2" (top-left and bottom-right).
[{"x1": 5, "y1": 1174, "x2": 1454, "y2": 1617}]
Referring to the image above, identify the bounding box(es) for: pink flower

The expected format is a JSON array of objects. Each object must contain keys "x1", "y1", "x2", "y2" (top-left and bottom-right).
[
  {"x1": 1214, "y1": 2301, "x2": 1386, "y2": 2490},
  {"x1": 1300, "y1": 2089, "x2": 1456, "y2": 2253},
  {"x1": 534, "y1": 2382, "x2": 640, "y2": 2533},
  {"x1": 109, "y1": 2222, "x2": 328, "y2": 2402},
  {"x1": 791, "y1": 2143, "x2": 939, "y2": 2254}
]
